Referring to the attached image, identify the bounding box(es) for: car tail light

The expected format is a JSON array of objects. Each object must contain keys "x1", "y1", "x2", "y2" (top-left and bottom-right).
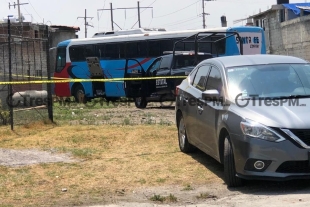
[{"x1": 175, "y1": 86, "x2": 180, "y2": 96}]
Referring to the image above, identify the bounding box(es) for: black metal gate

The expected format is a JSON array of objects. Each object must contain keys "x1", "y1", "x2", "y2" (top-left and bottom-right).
[{"x1": 0, "y1": 22, "x2": 53, "y2": 129}]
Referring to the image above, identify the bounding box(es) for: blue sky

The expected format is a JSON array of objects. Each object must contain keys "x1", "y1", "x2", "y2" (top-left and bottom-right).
[{"x1": 0, "y1": 0, "x2": 307, "y2": 38}]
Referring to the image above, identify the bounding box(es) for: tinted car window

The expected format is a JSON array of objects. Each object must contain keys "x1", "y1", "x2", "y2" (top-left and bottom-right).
[
  {"x1": 205, "y1": 66, "x2": 223, "y2": 94},
  {"x1": 189, "y1": 67, "x2": 199, "y2": 85},
  {"x1": 192, "y1": 65, "x2": 211, "y2": 91},
  {"x1": 159, "y1": 56, "x2": 171, "y2": 70},
  {"x1": 149, "y1": 58, "x2": 162, "y2": 73}
]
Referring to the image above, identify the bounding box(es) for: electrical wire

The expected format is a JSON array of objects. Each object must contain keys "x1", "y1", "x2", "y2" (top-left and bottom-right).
[
  {"x1": 153, "y1": 0, "x2": 200, "y2": 18},
  {"x1": 28, "y1": 0, "x2": 43, "y2": 22},
  {"x1": 126, "y1": 0, "x2": 157, "y2": 19},
  {"x1": 161, "y1": 16, "x2": 200, "y2": 27}
]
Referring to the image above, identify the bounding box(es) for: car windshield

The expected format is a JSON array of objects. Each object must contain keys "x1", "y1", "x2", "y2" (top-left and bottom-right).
[{"x1": 226, "y1": 63, "x2": 310, "y2": 100}]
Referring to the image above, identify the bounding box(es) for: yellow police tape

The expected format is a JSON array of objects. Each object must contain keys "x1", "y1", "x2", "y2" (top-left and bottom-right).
[
  {"x1": 0, "y1": 76, "x2": 188, "y2": 85},
  {"x1": 0, "y1": 72, "x2": 71, "y2": 80}
]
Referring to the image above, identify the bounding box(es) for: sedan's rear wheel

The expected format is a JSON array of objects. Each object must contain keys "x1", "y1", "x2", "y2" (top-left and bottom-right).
[
  {"x1": 178, "y1": 115, "x2": 196, "y2": 153},
  {"x1": 223, "y1": 136, "x2": 244, "y2": 187}
]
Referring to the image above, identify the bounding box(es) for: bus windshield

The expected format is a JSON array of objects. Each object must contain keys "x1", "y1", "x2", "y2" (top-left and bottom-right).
[{"x1": 56, "y1": 47, "x2": 66, "y2": 72}]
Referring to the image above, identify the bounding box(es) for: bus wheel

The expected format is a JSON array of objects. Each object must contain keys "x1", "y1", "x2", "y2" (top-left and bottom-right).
[
  {"x1": 74, "y1": 85, "x2": 87, "y2": 104},
  {"x1": 134, "y1": 97, "x2": 147, "y2": 109}
]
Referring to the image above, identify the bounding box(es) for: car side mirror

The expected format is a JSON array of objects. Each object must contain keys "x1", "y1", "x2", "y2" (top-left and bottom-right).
[{"x1": 201, "y1": 89, "x2": 220, "y2": 102}]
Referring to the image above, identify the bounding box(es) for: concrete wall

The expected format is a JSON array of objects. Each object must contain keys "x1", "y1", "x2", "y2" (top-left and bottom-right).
[{"x1": 254, "y1": 9, "x2": 310, "y2": 61}]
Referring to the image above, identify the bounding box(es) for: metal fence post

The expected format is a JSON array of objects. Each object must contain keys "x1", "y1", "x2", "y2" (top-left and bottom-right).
[
  {"x1": 45, "y1": 25, "x2": 53, "y2": 122},
  {"x1": 7, "y1": 16, "x2": 13, "y2": 130}
]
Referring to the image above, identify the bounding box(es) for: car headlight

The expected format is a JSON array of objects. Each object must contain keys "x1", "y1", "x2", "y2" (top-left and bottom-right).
[{"x1": 240, "y1": 119, "x2": 286, "y2": 142}]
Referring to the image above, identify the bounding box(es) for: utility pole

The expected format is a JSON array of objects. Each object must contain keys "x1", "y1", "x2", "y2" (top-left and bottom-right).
[
  {"x1": 77, "y1": 9, "x2": 94, "y2": 38},
  {"x1": 202, "y1": 0, "x2": 216, "y2": 29},
  {"x1": 138, "y1": 1, "x2": 141, "y2": 28},
  {"x1": 97, "y1": 1, "x2": 153, "y2": 31},
  {"x1": 9, "y1": 0, "x2": 29, "y2": 22}
]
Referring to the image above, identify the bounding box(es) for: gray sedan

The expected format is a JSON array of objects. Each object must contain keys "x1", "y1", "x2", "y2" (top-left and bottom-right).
[{"x1": 175, "y1": 54, "x2": 310, "y2": 187}]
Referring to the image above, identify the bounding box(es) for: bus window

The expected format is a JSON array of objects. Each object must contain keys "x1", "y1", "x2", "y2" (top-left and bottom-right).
[
  {"x1": 69, "y1": 45, "x2": 85, "y2": 62},
  {"x1": 95, "y1": 44, "x2": 104, "y2": 59},
  {"x1": 105, "y1": 43, "x2": 119, "y2": 59},
  {"x1": 138, "y1": 41, "x2": 148, "y2": 57},
  {"x1": 85, "y1": 45, "x2": 95, "y2": 57},
  {"x1": 126, "y1": 42, "x2": 138, "y2": 58},
  {"x1": 160, "y1": 40, "x2": 173, "y2": 54},
  {"x1": 119, "y1": 43, "x2": 126, "y2": 58},
  {"x1": 148, "y1": 40, "x2": 161, "y2": 57},
  {"x1": 212, "y1": 36, "x2": 226, "y2": 55},
  {"x1": 184, "y1": 42, "x2": 195, "y2": 51},
  {"x1": 173, "y1": 38, "x2": 185, "y2": 51},
  {"x1": 56, "y1": 46, "x2": 66, "y2": 72}
]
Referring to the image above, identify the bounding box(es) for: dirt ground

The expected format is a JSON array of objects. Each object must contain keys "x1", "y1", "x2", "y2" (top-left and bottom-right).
[
  {"x1": 2, "y1": 102, "x2": 310, "y2": 207},
  {"x1": 70, "y1": 103, "x2": 310, "y2": 207}
]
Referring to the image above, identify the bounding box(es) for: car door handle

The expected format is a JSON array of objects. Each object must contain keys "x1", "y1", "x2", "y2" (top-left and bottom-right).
[{"x1": 197, "y1": 105, "x2": 203, "y2": 111}]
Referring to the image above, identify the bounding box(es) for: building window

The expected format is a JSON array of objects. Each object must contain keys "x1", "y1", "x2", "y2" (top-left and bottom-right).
[
  {"x1": 35, "y1": 30, "x2": 39, "y2": 38},
  {"x1": 262, "y1": 19, "x2": 266, "y2": 30},
  {"x1": 279, "y1": 10, "x2": 286, "y2": 22}
]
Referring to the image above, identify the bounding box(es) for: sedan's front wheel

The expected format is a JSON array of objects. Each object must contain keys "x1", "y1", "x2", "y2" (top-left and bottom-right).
[
  {"x1": 223, "y1": 136, "x2": 244, "y2": 187},
  {"x1": 178, "y1": 115, "x2": 196, "y2": 153}
]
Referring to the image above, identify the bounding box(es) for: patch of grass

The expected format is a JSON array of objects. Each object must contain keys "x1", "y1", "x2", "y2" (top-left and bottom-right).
[
  {"x1": 150, "y1": 194, "x2": 166, "y2": 202},
  {"x1": 136, "y1": 178, "x2": 146, "y2": 184},
  {"x1": 196, "y1": 192, "x2": 217, "y2": 199},
  {"x1": 123, "y1": 117, "x2": 130, "y2": 125},
  {"x1": 182, "y1": 184, "x2": 194, "y2": 191},
  {"x1": 156, "y1": 178, "x2": 166, "y2": 183},
  {"x1": 149, "y1": 194, "x2": 177, "y2": 203},
  {"x1": 166, "y1": 193, "x2": 178, "y2": 202}
]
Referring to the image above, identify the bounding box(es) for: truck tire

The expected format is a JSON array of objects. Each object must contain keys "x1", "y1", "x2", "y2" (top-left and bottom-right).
[{"x1": 134, "y1": 97, "x2": 147, "y2": 109}]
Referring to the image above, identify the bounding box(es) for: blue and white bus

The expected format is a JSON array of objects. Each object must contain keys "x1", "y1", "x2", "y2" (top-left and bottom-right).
[{"x1": 53, "y1": 26, "x2": 266, "y2": 102}]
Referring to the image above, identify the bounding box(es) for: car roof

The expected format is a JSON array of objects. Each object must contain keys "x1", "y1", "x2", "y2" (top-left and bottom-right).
[{"x1": 202, "y1": 54, "x2": 308, "y2": 68}]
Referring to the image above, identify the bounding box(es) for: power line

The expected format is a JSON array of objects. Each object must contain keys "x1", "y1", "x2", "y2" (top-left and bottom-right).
[
  {"x1": 28, "y1": 0, "x2": 43, "y2": 22},
  {"x1": 153, "y1": 0, "x2": 200, "y2": 18},
  {"x1": 162, "y1": 16, "x2": 200, "y2": 27},
  {"x1": 126, "y1": 0, "x2": 157, "y2": 19}
]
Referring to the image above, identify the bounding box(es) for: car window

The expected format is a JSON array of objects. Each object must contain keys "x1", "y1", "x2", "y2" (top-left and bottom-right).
[
  {"x1": 205, "y1": 66, "x2": 223, "y2": 95},
  {"x1": 149, "y1": 58, "x2": 162, "y2": 73},
  {"x1": 159, "y1": 56, "x2": 171, "y2": 70},
  {"x1": 192, "y1": 65, "x2": 211, "y2": 91},
  {"x1": 189, "y1": 67, "x2": 199, "y2": 85}
]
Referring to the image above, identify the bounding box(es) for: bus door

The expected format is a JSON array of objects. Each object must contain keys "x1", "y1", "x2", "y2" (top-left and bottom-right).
[
  {"x1": 124, "y1": 58, "x2": 157, "y2": 98},
  {"x1": 86, "y1": 57, "x2": 105, "y2": 97}
]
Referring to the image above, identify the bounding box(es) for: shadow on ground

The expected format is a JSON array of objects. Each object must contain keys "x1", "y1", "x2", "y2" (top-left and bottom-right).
[{"x1": 188, "y1": 149, "x2": 310, "y2": 196}]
